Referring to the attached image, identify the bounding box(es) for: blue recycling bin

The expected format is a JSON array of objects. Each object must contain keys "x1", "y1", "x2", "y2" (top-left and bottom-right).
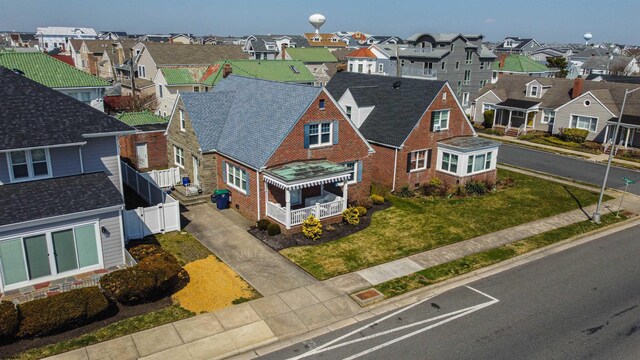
[{"x1": 212, "y1": 189, "x2": 230, "y2": 210}]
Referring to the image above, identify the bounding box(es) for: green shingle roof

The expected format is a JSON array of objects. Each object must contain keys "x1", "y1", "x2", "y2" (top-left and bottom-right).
[
  {"x1": 285, "y1": 48, "x2": 338, "y2": 63},
  {"x1": 494, "y1": 55, "x2": 551, "y2": 73},
  {"x1": 0, "y1": 51, "x2": 110, "y2": 88},
  {"x1": 116, "y1": 111, "x2": 168, "y2": 126},
  {"x1": 160, "y1": 67, "x2": 209, "y2": 86},
  {"x1": 209, "y1": 60, "x2": 315, "y2": 84}
]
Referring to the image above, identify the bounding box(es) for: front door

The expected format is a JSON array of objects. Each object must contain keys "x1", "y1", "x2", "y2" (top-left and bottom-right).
[
  {"x1": 192, "y1": 156, "x2": 200, "y2": 187},
  {"x1": 136, "y1": 143, "x2": 148, "y2": 169}
]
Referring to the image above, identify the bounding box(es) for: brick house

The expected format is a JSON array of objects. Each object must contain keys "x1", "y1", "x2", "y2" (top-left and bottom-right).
[
  {"x1": 166, "y1": 75, "x2": 374, "y2": 230},
  {"x1": 116, "y1": 111, "x2": 168, "y2": 171},
  {"x1": 326, "y1": 72, "x2": 500, "y2": 191}
]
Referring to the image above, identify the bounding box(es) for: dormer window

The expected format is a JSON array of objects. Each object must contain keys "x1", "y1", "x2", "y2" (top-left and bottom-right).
[
  {"x1": 313, "y1": 37, "x2": 321, "y2": 42},
  {"x1": 529, "y1": 85, "x2": 539, "y2": 97},
  {"x1": 8, "y1": 148, "x2": 51, "y2": 182},
  {"x1": 505, "y1": 40, "x2": 513, "y2": 47}
]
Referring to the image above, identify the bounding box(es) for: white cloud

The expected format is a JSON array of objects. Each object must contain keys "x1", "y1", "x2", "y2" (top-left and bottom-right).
[{"x1": 484, "y1": 18, "x2": 496, "y2": 24}]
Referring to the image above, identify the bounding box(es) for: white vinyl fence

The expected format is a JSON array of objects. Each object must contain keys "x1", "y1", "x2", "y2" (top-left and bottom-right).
[
  {"x1": 145, "y1": 167, "x2": 181, "y2": 188},
  {"x1": 122, "y1": 161, "x2": 181, "y2": 240}
]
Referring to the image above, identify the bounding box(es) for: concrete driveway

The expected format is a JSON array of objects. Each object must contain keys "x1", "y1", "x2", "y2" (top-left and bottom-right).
[{"x1": 181, "y1": 204, "x2": 317, "y2": 296}]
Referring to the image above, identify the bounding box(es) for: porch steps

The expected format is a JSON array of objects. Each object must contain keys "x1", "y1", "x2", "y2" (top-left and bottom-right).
[
  {"x1": 504, "y1": 128, "x2": 520, "y2": 137},
  {"x1": 169, "y1": 187, "x2": 210, "y2": 206}
]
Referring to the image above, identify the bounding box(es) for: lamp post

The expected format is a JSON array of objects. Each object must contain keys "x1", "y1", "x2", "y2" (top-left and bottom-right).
[{"x1": 593, "y1": 86, "x2": 640, "y2": 223}]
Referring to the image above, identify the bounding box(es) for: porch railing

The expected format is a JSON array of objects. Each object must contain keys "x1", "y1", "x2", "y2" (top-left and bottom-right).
[
  {"x1": 266, "y1": 197, "x2": 344, "y2": 228},
  {"x1": 516, "y1": 124, "x2": 526, "y2": 137}
]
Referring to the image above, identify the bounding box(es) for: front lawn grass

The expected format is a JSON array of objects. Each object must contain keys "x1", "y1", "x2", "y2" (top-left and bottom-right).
[
  {"x1": 281, "y1": 169, "x2": 609, "y2": 280},
  {"x1": 375, "y1": 213, "x2": 625, "y2": 299},
  {"x1": 15, "y1": 305, "x2": 193, "y2": 360}
]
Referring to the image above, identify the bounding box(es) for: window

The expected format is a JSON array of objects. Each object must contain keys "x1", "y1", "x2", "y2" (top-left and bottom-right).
[
  {"x1": 349, "y1": 63, "x2": 353, "y2": 72},
  {"x1": 290, "y1": 65, "x2": 300, "y2": 74},
  {"x1": 345, "y1": 106, "x2": 352, "y2": 119},
  {"x1": 308, "y1": 123, "x2": 332, "y2": 146},
  {"x1": 204, "y1": 86, "x2": 209, "y2": 92},
  {"x1": 174, "y1": 146, "x2": 185, "y2": 167},
  {"x1": 442, "y1": 92, "x2": 447, "y2": 102},
  {"x1": 441, "y1": 152, "x2": 458, "y2": 173},
  {"x1": 158, "y1": 85, "x2": 163, "y2": 98},
  {"x1": 193, "y1": 86, "x2": 200, "y2": 92},
  {"x1": 456, "y1": 81, "x2": 462, "y2": 96},
  {"x1": 0, "y1": 223, "x2": 100, "y2": 288},
  {"x1": 542, "y1": 109, "x2": 555, "y2": 124},
  {"x1": 529, "y1": 85, "x2": 539, "y2": 97},
  {"x1": 179, "y1": 109, "x2": 185, "y2": 131},
  {"x1": 441, "y1": 61, "x2": 446, "y2": 71},
  {"x1": 584, "y1": 100, "x2": 591, "y2": 107},
  {"x1": 463, "y1": 70, "x2": 471, "y2": 85},
  {"x1": 465, "y1": 50, "x2": 473, "y2": 65},
  {"x1": 462, "y1": 92, "x2": 470, "y2": 107},
  {"x1": 450, "y1": 43, "x2": 455, "y2": 53},
  {"x1": 8, "y1": 148, "x2": 50, "y2": 181},
  {"x1": 344, "y1": 161, "x2": 358, "y2": 183},
  {"x1": 319, "y1": 99, "x2": 325, "y2": 110},
  {"x1": 138, "y1": 65, "x2": 146, "y2": 78},
  {"x1": 409, "y1": 149, "x2": 430, "y2": 172},
  {"x1": 492, "y1": 71, "x2": 498, "y2": 81},
  {"x1": 455, "y1": 61, "x2": 460, "y2": 70},
  {"x1": 290, "y1": 189, "x2": 302, "y2": 205},
  {"x1": 378, "y1": 63, "x2": 384, "y2": 73},
  {"x1": 226, "y1": 163, "x2": 247, "y2": 193},
  {"x1": 570, "y1": 115, "x2": 597, "y2": 132},
  {"x1": 401, "y1": 60, "x2": 405, "y2": 67},
  {"x1": 467, "y1": 152, "x2": 493, "y2": 174},
  {"x1": 482, "y1": 103, "x2": 495, "y2": 113},
  {"x1": 432, "y1": 110, "x2": 450, "y2": 131},
  {"x1": 357, "y1": 64, "x2": 363, "y2": 73},
  {"x1": 480, "y1": 61, "x2": 486, "y2": 70}
]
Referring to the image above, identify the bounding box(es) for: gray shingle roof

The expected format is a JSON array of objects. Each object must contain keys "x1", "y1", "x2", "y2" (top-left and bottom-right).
[
  {"x1": 325, "y1": 72, "x2": 446, "y2": 147},
  {"x1": 144, "y1": 43, "x2": 248, "y2": 66},
  {"x1": 0, "y1": 172, "x2": 123, "y2": 226},
  {"x1": 247, "y1": 35, "x2": 310, "y2": 53},
  {"x1": 180, "y1": 76, "x2": 322, "y2": 169},
  {"x1": 0, "y1": 67, "x2": 134, "y2": 151}
]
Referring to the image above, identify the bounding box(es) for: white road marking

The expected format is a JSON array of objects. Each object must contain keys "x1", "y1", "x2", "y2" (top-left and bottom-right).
[{"x1": 285, "y1": 286, "x2": 500, "y2": 360}]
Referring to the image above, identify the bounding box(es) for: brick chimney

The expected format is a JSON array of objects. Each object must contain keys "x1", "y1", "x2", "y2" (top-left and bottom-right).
[
  {"x1": 572, "y1": 78, "x2": 584, "y2": 99},
  {"x1": 498, "y1": 53, "x2": 508, "y2": 69},
  {"x1": 281, "y1": 43, "x2": 287, "y2": 60},
  {"x1": 223, "y1": 63, "x2": 233, "y2": 78}
]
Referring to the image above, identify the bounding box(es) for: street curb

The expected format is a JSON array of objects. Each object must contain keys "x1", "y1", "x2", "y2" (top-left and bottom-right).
[{"x1": 236, "y1": 216, "x2": 639, "y2": 360}]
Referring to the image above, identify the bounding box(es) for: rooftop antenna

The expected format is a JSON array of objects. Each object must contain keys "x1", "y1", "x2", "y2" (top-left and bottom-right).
[{"x1": 309, "y1": 14, "x2": 326, "y2": 35}]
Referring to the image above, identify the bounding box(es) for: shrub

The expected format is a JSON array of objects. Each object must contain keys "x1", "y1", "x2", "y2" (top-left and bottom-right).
[
  {"x1": 342, "y1": 207, "x2": 360, "y2": 226},
  {"x1": 256, "y1": 219, "x2": 271, "y2": 231},
  {"x1": 370, "y1": 194, "x2": 384, "y2": 205},
  {"x1": 397, "y1": 185, "x2": 415, "y2": 198},
  {"x1": 100, "y1": 248, "x2": 182, "y2": 305},
  {"x1": 0, "y1": 301, "x2": 19, "y2": 340},
  {"x1": 325, "y1": 224, "x2": 336, "y2": 232},
  {"x1": 422, "y1": 177, "x2": 443, "y2": 196},
  {"x1": 371, "y1": 183, "x2": 390, "y2": 198},
  {"x1": 454, "y1": 185, "x2": 468, "y2": 197},
  {"x1": 354, "y1": 197, "x2": 373, "y2": 209},
  {"x1": 482, "y1": 110, "x2": 495, "y2": 128},
  {"x1": 17, "y1": 287, "x2": 110, "y2": 338},
  {"x1": 128, "y1": 244, "x2": 165, "y2": 262},
  {"x1": 465, "y1": 180, "x2": 488, "y2": 196},
  {"x1": 302, "y1": 215, "x2": 323, "y2": 241},
  {"x1": 267, "y1": 223, "x2": 281, "y2": 236},
  {"x1": 560, "y1": 128, "x2": 589, "y2": 143},
  {"x1": 354, "y1": 206, "x2": 367, "y2": 217}
]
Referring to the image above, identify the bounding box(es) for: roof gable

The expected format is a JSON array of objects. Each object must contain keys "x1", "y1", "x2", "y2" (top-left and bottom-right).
[{"x1": 143, "y1": 43, "x2": 247, "y2": 66}]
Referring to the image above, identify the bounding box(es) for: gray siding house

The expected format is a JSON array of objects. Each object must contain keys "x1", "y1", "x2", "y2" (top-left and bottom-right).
[{"x1": 0, "y1": 67, "x2": 134, "y2": 295}]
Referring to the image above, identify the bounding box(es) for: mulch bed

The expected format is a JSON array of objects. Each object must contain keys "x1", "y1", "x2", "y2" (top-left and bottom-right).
[
  {"x1": 0, "y1": 297, "x2": 173, "y2": 358},
  {"x1": 249, "y1": 201, "x2": 392, "y2": 251}
]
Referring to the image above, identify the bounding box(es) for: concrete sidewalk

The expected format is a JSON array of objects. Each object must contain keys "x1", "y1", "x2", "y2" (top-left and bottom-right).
[
  {"x1": 479, "y1": 133, "x2": 640, "y2": 168},
  {"x1": 46, "y1": 173, "x2": 640, "y2": 360}
]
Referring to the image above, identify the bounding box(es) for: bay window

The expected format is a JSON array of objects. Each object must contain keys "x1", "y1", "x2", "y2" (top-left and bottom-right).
[
  {"x1": 467, "y1": 152, "x2": 493, "y2": 174},
  {"x1": 441, "y1": 152, "x2": 458, "y2": 173}
]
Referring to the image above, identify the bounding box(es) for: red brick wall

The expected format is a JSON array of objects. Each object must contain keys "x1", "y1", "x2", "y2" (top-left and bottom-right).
[
  {"x1": 118, "y1": 130, "x2": 168, "y2": 171},
  {"x1": 372, "y1": 86, "x2": 476, "y2": 190},
  {"x1": 215, "y1": 155, "x2": 261, "y2": 222},
  {"x1": 436, "y1": 169, "x2": 497, "y2": 186}
]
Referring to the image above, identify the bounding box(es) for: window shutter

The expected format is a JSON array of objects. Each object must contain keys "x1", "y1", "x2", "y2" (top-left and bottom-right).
[
  {"x1": 245, "y1": 170, "x2": 251, "y2": 196},
  {"x1": 430, "y1": 112, "x2": 436, "y2": 131},
  {"x1": 333, "y1": 121, "x2": 339, "y2": 145},
  {"x1": 221, "y1": 161, "x2": 227, "y2": 184},
  {"x1": 406, "y1": 152, "x2": 412, "y2": 173},
  {"x1": 427, "y1": 149, "x2": 432, "y2": 169},
  {"x1": 304, "y1": 124, "x2": 310, "y2": 149},
  {"x1": 357, "y1": 160, "x2": 363, "y2": 183}
]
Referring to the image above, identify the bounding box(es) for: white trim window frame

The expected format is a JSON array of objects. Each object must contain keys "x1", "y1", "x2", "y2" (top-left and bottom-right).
[
  {"x1": 0, "y1": 221, "x2": 103, "y2": 291},
  {"x1": 482, "y1": 103, "x2": 496, "y2": 113},
  {"x1": 465, "y1": 50, "x2": 473, "y2": 65},
  {"x1": 7, "y1": 148, "x2": 52, "y2": 183},
  {"x1": 529, "y1": 85, "x2": 539, "y2": 97},
  {"x1": 466, "y1": 151, "x2": 493, "y2": 175},
  {"x1": 138, "y1": 64, "x2": 146, "y2": 78},
  {"x1": 570, "y1": 114, "x2": 598, "y2": 132},
  {"x1": 409, "y1": 149, "x2": 429, "y2": 172},
  {"x1": 542, "y1": 109, "x2": 555, "y2": 124},
  {"x1": 440, "y1": 152, "x2": 459, "y2": 174},
  {"x1": 463, "y1": 69, "x2": 471, "y2": 85},
  {"x1": 308, "y1": 122, "x2": 332, "y2": 147},
  {"x1": 174, "y1": 145, "x2": 185, "y2": 168},
  {"x1": 179, "y1": 109, "x2": 186, "y2": 131},
  {"x1": 378, "y1": 63, "x2": 384, "y2": 73},
  {"x1": 462, "y1": 92, "x2": 470, "y2": 107},
  {"x1": 226, "y1": 163, "x2": 248, "y2": 194},
  {"x1": 343, "y1": 161, "x2": 358, "y2": 184},
  {"x1": 345, "y1": 106, "x2": 352, "y2": 119},
  {"x1": 433, "y1": 110, "x2": 450, "y2": 131}
]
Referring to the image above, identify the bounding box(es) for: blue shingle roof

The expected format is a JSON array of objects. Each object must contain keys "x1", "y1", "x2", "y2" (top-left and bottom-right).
[{"x1": 181, "y1": 75, "x2": 321, "y2": 169}]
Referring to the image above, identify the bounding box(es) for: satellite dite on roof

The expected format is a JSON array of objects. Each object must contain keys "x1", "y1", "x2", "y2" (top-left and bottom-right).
[{"x1": 309, "y1": 14, "x2": 326, "y2": 34}]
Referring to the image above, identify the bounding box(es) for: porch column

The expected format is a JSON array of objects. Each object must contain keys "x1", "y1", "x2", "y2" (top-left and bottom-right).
[
  {"x1": 492, "y1": 108, "x2": 497, "y2": 127},
  {"x1": 603, "y1": 125, "x2": 609, "y2": 144},
  {"x1": 525, "y1": 111, "x2": 529, "y2": 130},
  {"x1": 285, "y1": 189, "x2": 291, "y2": 229},
  {"x1": 342, "y1": 181, "x2": 348, "y2": 210},
  {"x1": 264, "y1": 180, "x2": 269, "y2": 220},
  {"x1": 507, "y1": 110, "x2": 513, "y2": 128},
  {"x1": 625, "y1": 128, "x2": 631, "y2": 148}
]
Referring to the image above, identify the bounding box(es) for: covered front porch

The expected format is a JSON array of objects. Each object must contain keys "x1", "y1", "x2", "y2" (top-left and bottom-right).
[
  {"x1": 264, "y1": 160, "x2": 351, "y2": 229},
  {"x1": 492, "y1": 99, "x2": 540, "y2": 136},
  {"x1": 603, "y1": 119, "x2": 640, "y2": 153}
]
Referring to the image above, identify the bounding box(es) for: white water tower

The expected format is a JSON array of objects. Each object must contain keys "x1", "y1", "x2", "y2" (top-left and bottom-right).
[
  {"x1": 309, "y1": 14, "x2": 326, "y2": 34},
  {"x1": 584, "y1": 32, "x2": 593, "y2": 45}
]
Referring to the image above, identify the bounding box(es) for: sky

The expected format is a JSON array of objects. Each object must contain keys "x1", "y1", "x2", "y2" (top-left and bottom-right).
[{"x1": 1, "y1": 0, "x2": 638, "y2": 45}]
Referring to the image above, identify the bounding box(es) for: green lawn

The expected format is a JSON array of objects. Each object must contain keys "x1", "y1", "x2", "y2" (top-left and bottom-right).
[
  {"x1": 281, "y1": 169, "x2": 608, "y2": 280},
  {"x1": 375, "y1": 213, "x2": 625, "y2": 299}
]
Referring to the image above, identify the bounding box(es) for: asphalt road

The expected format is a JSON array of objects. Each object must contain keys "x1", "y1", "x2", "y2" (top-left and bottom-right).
[
  {"x1": 497, "y1": 144, "x2": 640, "y2": 195},
  {"x1": 261, "y1": 224, "x2": 640, "y2": 360}
]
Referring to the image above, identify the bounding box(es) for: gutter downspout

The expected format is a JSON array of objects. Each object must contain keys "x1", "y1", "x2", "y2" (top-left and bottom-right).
[
  {"x1": 392, "y1": 148, "x2": 398, "y2": 192},
  {"x1": 256, "y1": 169, "x2": 261, "y2": 221}
]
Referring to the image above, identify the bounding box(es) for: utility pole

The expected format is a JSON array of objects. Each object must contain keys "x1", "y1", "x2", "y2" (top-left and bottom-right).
[
  {"x1": 129, "y1": 47, "x2": 137, "y2": 106},
  {"x1": 395, "y1": 45, "x2": 401, "y2": 78}
]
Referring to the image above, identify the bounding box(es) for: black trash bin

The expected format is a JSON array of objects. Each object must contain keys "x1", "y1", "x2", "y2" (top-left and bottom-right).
[{"x1": 213, "y1": 189, "x2": 230, "y2": 210}]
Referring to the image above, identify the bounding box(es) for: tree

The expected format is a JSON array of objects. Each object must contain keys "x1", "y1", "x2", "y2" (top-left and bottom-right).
[{"x1": 546, "y1": 56, "x2": 569, "y2": 78}]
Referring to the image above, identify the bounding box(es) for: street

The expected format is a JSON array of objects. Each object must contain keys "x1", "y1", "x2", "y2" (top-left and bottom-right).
[
  {"x1": 260, "y1": 224, "x2": 640, "y2": 359},
  {"x1": 498, "y1": 144, "x2": 640, "y2": 195}
]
